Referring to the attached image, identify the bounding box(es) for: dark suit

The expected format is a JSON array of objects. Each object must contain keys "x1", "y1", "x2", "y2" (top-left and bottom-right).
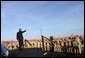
[{"x1": 17, "y1": 30, "x2": 26, "y2": 50}]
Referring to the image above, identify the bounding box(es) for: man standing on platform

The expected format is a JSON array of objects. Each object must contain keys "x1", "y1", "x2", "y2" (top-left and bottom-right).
[{"x1": 16, "y1": 28, "x2": 26, "y2": 50}]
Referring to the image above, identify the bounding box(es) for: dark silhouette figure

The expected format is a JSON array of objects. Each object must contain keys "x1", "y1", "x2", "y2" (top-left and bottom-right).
[
  {"x1": 63, "y1": 40, "x2": 67, "y2": 53},
  {"x1": 16, "y1": 28, "x2": 26, "y2": 50},
  {"x1": 49, "y1": 36, "x2": 54, "y2": 52}
]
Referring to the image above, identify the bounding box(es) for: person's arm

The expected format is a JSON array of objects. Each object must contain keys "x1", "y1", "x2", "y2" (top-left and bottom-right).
[{"x1": 22, "y1": 30, "x2": 26, "y2": 33}]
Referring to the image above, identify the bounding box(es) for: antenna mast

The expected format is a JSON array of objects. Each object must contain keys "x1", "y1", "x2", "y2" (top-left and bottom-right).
[{"x1": 40, "y1": 28, "x2": 42, "y2": 36}]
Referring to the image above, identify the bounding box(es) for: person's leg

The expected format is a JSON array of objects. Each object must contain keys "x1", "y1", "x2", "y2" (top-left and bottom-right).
[
  {"x1": 76, "y1": 47, "x2": 78, "y2": 53},
  {"x1": 79, "y1": 46, "x2": 82, "y2": 54},
  {"x1": 19, "y1": 40, "x2": 22, "y2": 50},
  {"x1": 70, "y1": 47, "x2": 71, "y2": 53},
  {"x1": 63, "y1": 47, "x2": 65, "y2": 53},
  {"x1": 61, "y1": 47, "x2": 62, "y2": 52},
  {"x1": 22, "y1": 40, "x2": 24, "y2": 48},
  {"x1": 67, "y1": 47, "x2": 69, "y2": 53},
  {"x1": 18, "y1": 40, "x2": 21, "y2": 50},
  {"x1": 21, "y1": 40, "x2": 23, "y2": 48},
  {"x1": 74, "y1": 48, "x2": 76, "y2": 54},
  {"x1": 72, "y1": 47, "x2": 75, "y2": 53},
  {"x1": 71, "y1": 47, "x2": 73, "y2": 53},
  {"x1": 75, "y1": 47, "x2": 77, "y2": 54}
]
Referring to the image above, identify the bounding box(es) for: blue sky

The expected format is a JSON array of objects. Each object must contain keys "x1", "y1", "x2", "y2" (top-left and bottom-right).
[{"x1": 1, "y1": 1, "x2": 84, "y2": 41}]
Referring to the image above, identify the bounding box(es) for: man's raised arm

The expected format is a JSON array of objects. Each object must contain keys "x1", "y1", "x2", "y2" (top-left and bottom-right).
[{"x1": 22, "y1": 30, "x2": 26, "y2": 33}]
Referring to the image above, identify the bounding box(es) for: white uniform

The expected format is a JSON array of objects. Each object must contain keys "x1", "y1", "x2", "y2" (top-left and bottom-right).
[{"x1": 76, "y1": 37, "x2": 82, "y2": 54}]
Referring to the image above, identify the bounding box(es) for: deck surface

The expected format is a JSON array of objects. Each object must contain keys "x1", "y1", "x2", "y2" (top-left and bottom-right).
[{"x1": 8, "y1": 48, "x2": 84, "y2": 57}]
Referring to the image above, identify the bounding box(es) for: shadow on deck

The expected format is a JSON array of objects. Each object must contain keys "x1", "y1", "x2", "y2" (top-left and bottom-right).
[
  {"x1": 8, "y1": 48, "x2": 43, "y2": 57},
  {"x1": 8, "y1": 48, "x2": 84, "y2": 57}
]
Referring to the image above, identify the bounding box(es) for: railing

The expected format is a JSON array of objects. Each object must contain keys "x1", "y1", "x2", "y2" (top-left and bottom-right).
[
  {"x1": 24, "y1": 39, "x2": 33, "y2": 48},
  {"x1": 24, "y1": 39, "x2": 42, "y2": 48},
  {"x1": 41, "y1": 35, "x2": 54, "y2": 52}
]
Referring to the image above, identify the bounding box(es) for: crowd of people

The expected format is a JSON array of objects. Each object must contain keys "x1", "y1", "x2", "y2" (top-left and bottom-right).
[{"x1": 50, "y1": 34, "x2": 84, "y2": 54}]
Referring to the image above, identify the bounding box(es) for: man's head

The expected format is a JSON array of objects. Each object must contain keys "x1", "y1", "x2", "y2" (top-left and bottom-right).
[
  {"x1": 19, "y1": 28, "x2": 22, "y2": 31},
  {"x1": 50, "y1": 36, "x2": 53, "y2": 41}
]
